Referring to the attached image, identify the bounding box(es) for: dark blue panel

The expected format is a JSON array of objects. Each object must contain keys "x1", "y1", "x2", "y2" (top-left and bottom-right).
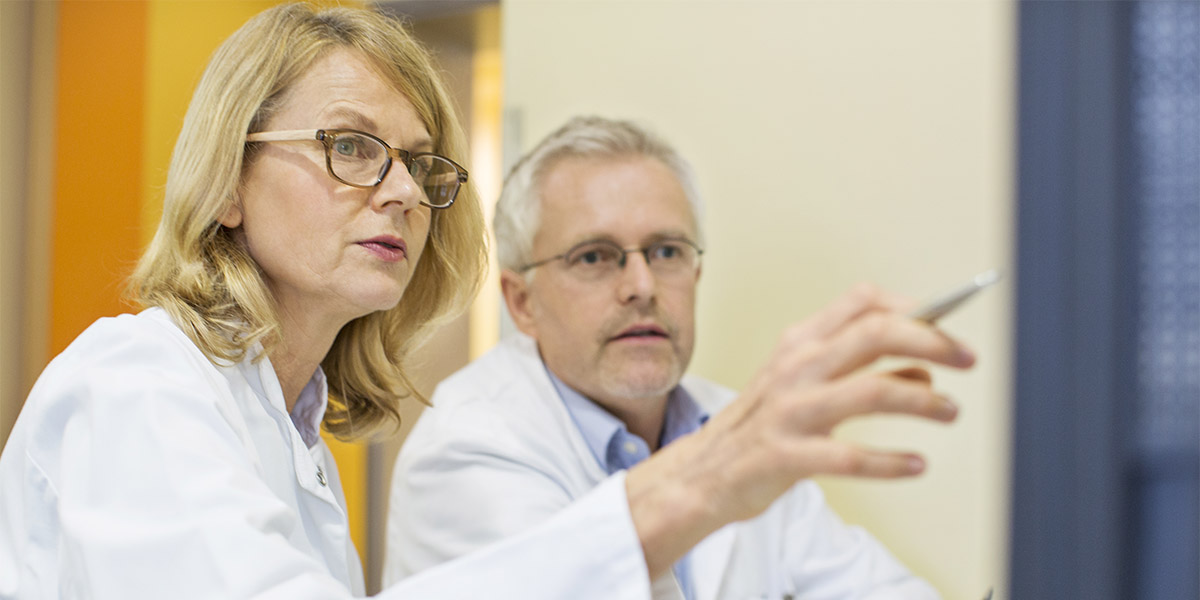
[
  {"x1": 1013, "y1": 1, "x2": 1200, "y2": 599},
  {"x1": 1011, "y1": 2, "x2": 1136, "y2": 599},
  {"x1": 1129, "y1": 2, "x2": 1200, "y2": 599},
  {"x1": 1134, "y1": 454, "x2": 1200, "y2": 600}
]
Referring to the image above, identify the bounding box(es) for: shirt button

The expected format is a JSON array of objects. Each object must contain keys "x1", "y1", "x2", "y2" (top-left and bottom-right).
[
  {"x1": 623, "y1": 441, "x2": 638, "y2": 455},
  {"x1": 316, "y1": 467, "x2": 327, "y2": 487}
]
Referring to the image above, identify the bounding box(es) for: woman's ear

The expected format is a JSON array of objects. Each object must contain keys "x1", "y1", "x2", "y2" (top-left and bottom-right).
[{"x1": 218, "y1": 198, "x2": 243, "y2": 228}]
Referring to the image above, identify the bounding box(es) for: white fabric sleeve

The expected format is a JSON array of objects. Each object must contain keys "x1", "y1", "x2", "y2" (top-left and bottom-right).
[
  {"x1": 385, "y1": 407, "x2": 588, "y2": 582},
  {"x1": 381, "y1": 473, "x2": 652, "y2": 600}
]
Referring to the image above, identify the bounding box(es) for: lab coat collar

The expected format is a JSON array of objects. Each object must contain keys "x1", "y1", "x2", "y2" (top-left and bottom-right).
[
  {"x1": 506, "y1": 333, "x2": 737, "y2": 600},
  {"x1": 237, "y1": 343, "x2": 329, "y2": 449},
  {"x1": 291, "y1": 369, "x2": 328, "y2": 448},
  {"x1": 545, "y1": 361, "x2": 709, "y2": 474},
  {"x1": 231, "y1": 345, "x2": 340, "y2": 510}
]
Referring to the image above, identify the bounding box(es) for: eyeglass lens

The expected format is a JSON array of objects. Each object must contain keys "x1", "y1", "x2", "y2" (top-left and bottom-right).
[
  {"x1": 326, "y1": 131, "x2": 460, "y2": 207},
  {"x1": 562, "y1": 240, "x2": 700, "y2": 280}
]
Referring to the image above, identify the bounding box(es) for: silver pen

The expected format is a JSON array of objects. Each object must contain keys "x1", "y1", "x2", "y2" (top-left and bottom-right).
[{"x1": 909, "y1": 269, "x2": 1003, "y2": 324}]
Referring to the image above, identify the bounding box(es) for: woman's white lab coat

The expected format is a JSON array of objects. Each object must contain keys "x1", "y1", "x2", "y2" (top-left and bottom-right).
[{"x1": 0, "y1": 309, "x2": 652, "y2": 599}]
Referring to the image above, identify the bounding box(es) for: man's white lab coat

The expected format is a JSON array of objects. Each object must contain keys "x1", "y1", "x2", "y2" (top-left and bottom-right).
[
  {"x1": 0, "y1": 310, "x2": 653, "y2": 599},
  {"x1": 387, "y1": 333, "x2": 941, "y2": 600}
]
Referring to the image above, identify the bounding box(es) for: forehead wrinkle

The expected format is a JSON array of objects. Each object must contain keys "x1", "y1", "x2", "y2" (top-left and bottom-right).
[{"x1": 322, "y1": 106, "x2": 379, "y2": 133}]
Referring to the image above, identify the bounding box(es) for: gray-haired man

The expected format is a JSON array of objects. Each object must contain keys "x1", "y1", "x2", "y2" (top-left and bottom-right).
[{"x1": 385, "y1": 116, "x2": 967, "y2": 599}]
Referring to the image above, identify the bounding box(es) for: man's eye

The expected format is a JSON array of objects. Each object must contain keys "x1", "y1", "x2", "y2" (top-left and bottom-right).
[
  {"x1": 650, "y1": 242, "x2": 688, "y2": 262},
  {"x1": 652, "y1": 243, "x2": 682, "y2": 260},
  {"x1": 578, "y1": 251, "x2": 605, "y2": 265},
  {"x1": 569, "y1": 246, "x2": 620, "y2": 266}
]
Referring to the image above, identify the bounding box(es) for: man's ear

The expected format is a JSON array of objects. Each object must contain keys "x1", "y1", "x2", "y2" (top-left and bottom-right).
[{"x1": 500, "y1": 269, "x2": 538, "y2": 339}]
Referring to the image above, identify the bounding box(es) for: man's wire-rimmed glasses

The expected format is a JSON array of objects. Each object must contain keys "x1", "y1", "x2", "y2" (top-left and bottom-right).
[
  {"x1": 517, "y1": 238, "x2": 703, "y2": 282},
  {"x1": 245, "y1": 128, "x2": 467, "y2": 208}
]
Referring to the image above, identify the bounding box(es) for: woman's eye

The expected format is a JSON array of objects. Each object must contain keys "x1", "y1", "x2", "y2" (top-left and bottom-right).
[{"x1": 334, "y1": 139, "x2": 360, "y2": 157}]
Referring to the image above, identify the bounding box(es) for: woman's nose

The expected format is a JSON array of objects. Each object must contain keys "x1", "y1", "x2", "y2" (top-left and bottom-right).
[{"x1": 371, "y1": 160, "x2": 425, "y2": 210}]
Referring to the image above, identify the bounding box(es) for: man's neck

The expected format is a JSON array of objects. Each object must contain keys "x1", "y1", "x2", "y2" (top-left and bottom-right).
[{"x1": 602, "y1": 395, "x2": 670, "y2": 453}]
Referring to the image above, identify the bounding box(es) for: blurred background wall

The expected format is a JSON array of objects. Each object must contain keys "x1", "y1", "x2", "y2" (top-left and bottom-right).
[
  {"x1": 1, "y1": 0, "x2": 57, "y2": 463},
  {"x1": 1, "y1": 1, "x2": 1014, "y2": 597}
]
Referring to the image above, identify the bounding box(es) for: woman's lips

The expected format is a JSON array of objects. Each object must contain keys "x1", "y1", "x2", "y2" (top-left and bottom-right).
[{"x1": 358, "y1": 236, "x2": 407, "y2": 262}]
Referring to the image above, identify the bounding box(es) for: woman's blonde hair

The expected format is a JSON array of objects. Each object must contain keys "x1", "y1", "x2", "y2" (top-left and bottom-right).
[{"x1": 130, "y1": 2, "x2": 486, "y2": 440}]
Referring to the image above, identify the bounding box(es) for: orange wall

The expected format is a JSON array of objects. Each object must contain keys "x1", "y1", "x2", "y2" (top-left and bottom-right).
[
  {"x1": 141, "y1": 0, "x2": 286, "y2": 244},
  {"x1": 50, "y1": 1, "x2": 147, "y2": 357}
]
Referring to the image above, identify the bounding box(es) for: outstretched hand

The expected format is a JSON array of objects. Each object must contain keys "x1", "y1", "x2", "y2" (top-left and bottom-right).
[{"x1": 626, "y1": 283, "x2": 976, "y2": 577}]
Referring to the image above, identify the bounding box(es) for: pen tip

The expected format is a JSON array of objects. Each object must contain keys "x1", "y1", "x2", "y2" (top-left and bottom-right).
[{"x1": 974, "y1": 269, "x2": 1002, "y2": 287}]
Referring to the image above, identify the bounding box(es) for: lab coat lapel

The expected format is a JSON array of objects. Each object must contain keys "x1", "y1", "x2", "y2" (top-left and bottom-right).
[
  {"x1": 509, "y1": 333, "x2": 737, "y2": 599},
  {"x1": 651, "y1": 572, "x2": 688, "y2": 600},
  {"x1": 509, "y1": 334, "x2": 609, "y2": 483}
]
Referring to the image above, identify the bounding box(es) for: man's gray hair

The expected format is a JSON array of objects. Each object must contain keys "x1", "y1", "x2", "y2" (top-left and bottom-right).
[{"x1": 493, "y1": 116, "x2": 704, "y2": 272}]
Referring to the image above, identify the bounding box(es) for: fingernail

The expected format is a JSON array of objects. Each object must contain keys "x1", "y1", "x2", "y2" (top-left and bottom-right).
[
  {"x1": 956, "y1": 346, "x2": 976, "y2": 365},
  {"x1": 937, "y1": 398, "x2": 959, "y2": 420},
  {"x1": 908, "y1": 456, "x2": 926, "y2": 474}
]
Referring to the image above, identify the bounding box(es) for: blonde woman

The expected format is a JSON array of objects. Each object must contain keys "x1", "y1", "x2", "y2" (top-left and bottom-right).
[{"x1": 0, "y1": 4, "x2": 634, "y2": 598}]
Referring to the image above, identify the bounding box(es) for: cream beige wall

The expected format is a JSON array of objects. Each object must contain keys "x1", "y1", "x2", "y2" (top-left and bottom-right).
[{"x1": 502, "y1": 1, "x2": 1015, "y2": 598}]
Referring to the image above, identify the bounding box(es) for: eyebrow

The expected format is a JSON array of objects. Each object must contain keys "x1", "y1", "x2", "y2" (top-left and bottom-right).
[
  {"x1": 323, "y1": 107, "x2": 434, "y2": 152},
  {"x1": 568, "y1": 231, "x2": 697, "y2": 248},
  {"x1": 324, "y1": 107, "x2": 378, "y2": 133}
]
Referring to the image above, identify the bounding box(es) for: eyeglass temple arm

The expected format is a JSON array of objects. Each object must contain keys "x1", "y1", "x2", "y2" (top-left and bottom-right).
[{"x1": 245, "y1": 129, "x2": 322, "y2": 142}]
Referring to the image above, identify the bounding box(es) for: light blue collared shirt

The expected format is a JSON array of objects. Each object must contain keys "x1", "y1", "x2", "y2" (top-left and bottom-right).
[{"x1": 548, "y1": 367, "x2": 708, "y2": 600}]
